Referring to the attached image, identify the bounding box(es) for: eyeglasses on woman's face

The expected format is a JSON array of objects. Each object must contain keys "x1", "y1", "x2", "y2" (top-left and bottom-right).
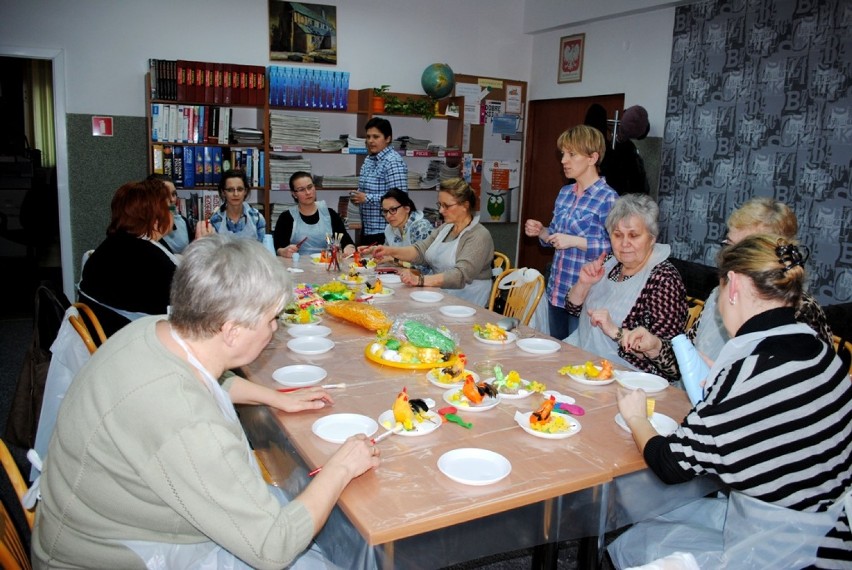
[
  {"x1": 437, "y1": 201, "x2": 459, "y2": 210},
  {"x1": 293, "y1": 182, "x2": 315, "y2": 193},
  {"x1": 381, "y1": 205, "x2": 403, "y2": 216},
  {"x1": 223, "y1": 185, "x2": 247, "y2": 194}
]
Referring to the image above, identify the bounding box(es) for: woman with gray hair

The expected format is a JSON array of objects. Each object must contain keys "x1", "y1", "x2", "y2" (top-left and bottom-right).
[
  {"x1": 33, "y1": 234, "x2": 379, "y2": 569},
  {"x1": 565, "y1": 194, "x2": 687, "y2": 381}
]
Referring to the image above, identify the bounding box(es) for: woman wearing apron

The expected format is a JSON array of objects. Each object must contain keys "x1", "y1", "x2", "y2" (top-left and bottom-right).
[
  {"x1": 610, "y1": 235, "x2": 852, "y2": 568},
  {"x1": 273, "y1": 171, "x2": 356, "y2": 258},
  {"x1": 565, "y1": 194, "x2": 687, "y2": 382},
  {"x1": 371, "y1": 178, "x2": 494, "y2": 306},
  {"x1": 209, "y1": 169, "x2": 266, "y2": 242},
  {"x1": 33, "y1": 235, "x2": 380, "y2": 569}
]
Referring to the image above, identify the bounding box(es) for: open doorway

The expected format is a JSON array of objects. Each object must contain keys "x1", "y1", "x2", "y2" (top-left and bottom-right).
[{"x1": 0, "y1": 46, "x2": 71, "y2": 315}]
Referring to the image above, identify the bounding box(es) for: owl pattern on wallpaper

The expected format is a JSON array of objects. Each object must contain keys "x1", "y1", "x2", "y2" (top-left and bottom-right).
[{"x1": 659, "y1": 0, "x2": 852, "y2": 304}]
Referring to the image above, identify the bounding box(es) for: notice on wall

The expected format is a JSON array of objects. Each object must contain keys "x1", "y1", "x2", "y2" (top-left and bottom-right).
[{"x1": 506, "y1": 84, "x2": 522, "y2": 114}]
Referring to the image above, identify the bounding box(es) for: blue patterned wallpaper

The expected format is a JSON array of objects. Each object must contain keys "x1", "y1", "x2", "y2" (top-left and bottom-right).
[{"x1": 659, "y1": 0, "x2": 852, "y2": 305}]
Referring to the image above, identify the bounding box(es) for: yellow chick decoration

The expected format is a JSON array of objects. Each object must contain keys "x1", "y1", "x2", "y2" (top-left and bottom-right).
[{"x1": 392, "y1": 387, "x2": 429, "y2": 431}]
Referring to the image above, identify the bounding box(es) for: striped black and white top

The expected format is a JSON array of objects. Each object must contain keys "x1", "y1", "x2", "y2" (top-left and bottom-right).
[{"x1": 645, "y1": 307, "x2": 852, "y2": 568}]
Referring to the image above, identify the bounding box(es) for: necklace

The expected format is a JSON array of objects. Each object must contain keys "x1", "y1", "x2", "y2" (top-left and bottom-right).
[{"x1": 609, "y1": 264, "x2": 634, "y2": 283}]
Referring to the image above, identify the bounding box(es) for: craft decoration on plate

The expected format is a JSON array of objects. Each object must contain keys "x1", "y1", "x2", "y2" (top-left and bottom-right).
[
  {"x1": 338, "y1": 273, "x2": 366, "y2": 285},
  {"x1": 366, "y1": 319, "x2": 460, "y2": 369},
  {"x1": 312, "y1": 413, "x2": 378, "y2": 444},
  {"x1": 280, "y1": 309, "x2": 323, "y2": 326},
  {"x1": 615, "y1": 371, "x2": 669, "y2": 393},
  {"x1": 363, "y1": 278, "x2": 394, "y2": 297},
  {"x1": 558, "y1": 359, "x2": 616, "y2": 385},
  {"x1": 516, "y1": 338, "x2": 561, "y2": 355},
  {"x1": 514, "y1": 408, "x2": 581, "y2": 439},
  {"x1": 439, "y1": 305, "x2": 477, "y2": 318},
  {"x1": 437, "y1": 448, "x2": 511, "y2": 486},
  {"x1": 310, "y1": 252, "x2": 329, "y2": 265},
  {"x1": 426, "y1": 354, "x2": 478, "y2": 387},
  {"x1": 315, "y1": 281, "x2": 355, "y2": 302},
  {"x1": 272, "y1": 364, "x2": 328, "y2": 387},
  {"x1": 473, "y1": 323, "x2": 518, "y2": 345},
  {"x1": 324, "y1": 300, "x2": 391, "y2": 331},
  {"x1": 292, "y1": 283, "x2": 329, "y2": 309},
  {"x1": 443, "y1": 378, "x2": 500, "y2": 411},
  {"x1": 375, "y1": 387, "x2": 441, "y2": 436},
  {"x1": 488, "y1": 367, "x2": 545, "y2": 399}
]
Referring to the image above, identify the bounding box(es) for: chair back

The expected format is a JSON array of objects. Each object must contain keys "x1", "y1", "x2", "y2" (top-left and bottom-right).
[
  {"x1": 685, "y1": 296, "x2": 705, "y2": 332},
  {"x1": 0, "y1": 439, "x2": 33, "y2": 530},
  {"x1": 492, "y1": 251, "x2": 511, "y2": 278},
  {"x1": 69, "y1": 302, "x2": 107, "y2": 355},
  {"x1": 488, "y1": 268, "x2": 546, "y2": 326},
  {"x1": 833, "y1": 335, "x2": 852, "y2": 378},
  {"x1": 0, "y1": 497, "x2": 31, "y2": 570}
]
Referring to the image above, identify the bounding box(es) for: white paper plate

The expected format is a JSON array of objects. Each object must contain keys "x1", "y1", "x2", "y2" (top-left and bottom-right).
[
  {"x1": 564, "y1": 365, "x2": 616, "y2": 386},
  {"x1": 615, "y1": 371, "x2": 669, "y2": 393},
  {"x1": 439, "y1": 305, "x2": 477, "y2": 318},
  {"x1": 287, "y1": 336, "x2": 335, "y2": 355},
  {"x1": 272, "y1": 365, "x2": 328, "y2": 387},
  {"x1": 426, "y1": 369, "x2": 480, "y2": 388},
  {"x1": 615, "y1": 412, "x2": 679, "y2": 436},
  {"x1": 339, "y1": 276, "x2": 365, "y2": 285},
  {"x1": 281, "y1": 314, "x2": 323, "y2": 327},
  {"x1": 438, "y1": 448, "x2": 511, "y2": 486},
  {"x1": 410, "y1": 291, "x2": 444, "y2": 303},
  {"x1": 442, "y1": 388, "x2": 500, "y2": 412},
  {"x1": 542, "y1": 390, "x2": 576, "y2": 405},
  {"x1": 362, "y1": 286, "x2": 395, "y2": 298},
  {"x1": 312, "y1": 413, "x2": 378, "y2": 444},
  {"x1": 474, "y1": 331, "x2": 518, "y2": 345},
  {"x1": 488, "y1": 377, "x2": 535, "y2": 400},
  {"x1": 516, "y1": 338, "x2": 561, "y2": 355},
  {"x1": 377, "y1": 409, "x2": 441, "y2": 436},
  {"x1": 514, "y1": 410, "x2": 582, "y2": 439},
  {"x1": 379, "y1": 273, "x2": 401, "y2": 284},
  {"x1": 287, "y1": 325, "x2": 332, "y2": 338}
]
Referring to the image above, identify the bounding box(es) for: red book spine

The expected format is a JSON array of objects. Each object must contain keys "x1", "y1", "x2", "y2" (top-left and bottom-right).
[
  {"x1": 214, "y1": 63, "x2": 223, "y2": 104},
  {"x1": 176, "y1": 60, "x2": 187, "y2": 101},
  {"x1": 256, "y1": 66, "x2": 266, "y2": 106},
  {"x1": 204, "y1": 62, "x2": 213, "y2": 104},
  {"x1": 239, "y1": 65, "x2": 249, "y2": 105},
  {"x1": 248, "y1": 68, "x2": 258, "y2": 106},
  {"x1": 223, "y1": 64, "x2": 233, "y2": 105}
]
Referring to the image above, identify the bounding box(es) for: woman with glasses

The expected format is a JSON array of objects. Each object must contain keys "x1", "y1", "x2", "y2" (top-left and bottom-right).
[
  {"x1": 621, "y1": 197, "x2": 832, "y2": 380},
  {"x1": 209, "y1": 169, "x2": 266, "y2": 242},
  {"x1": 372, "y1": 178, "x2": 494, "y2": 305},
  {"x1": 272, "y1": 171, "x2": 355, "y2": 258},
  {"x1": 524, "y1": 125, "x2": 618, "y2": 340},
  {"x1": 375, "y1": 187, "x2": 433, "y2": 273}
]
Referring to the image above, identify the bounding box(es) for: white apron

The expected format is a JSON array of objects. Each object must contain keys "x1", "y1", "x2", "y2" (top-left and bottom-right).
[
  {"x1": 124, "y1": 326, "x2": 333, "y2": 570},
  {"x1": 162, "y1": 214, "x2": 190, "y2": 254},
  {"x1": 693, "y1": 287, "x2": 729, "y2": 362},
  {"x1": 290, "y1": 201, "x2": 333, "y2": 254},
  {"x1": 424, "y1": 217, "x2": 491, "y2": 306},
  {"x1": 610, "y1": 322, "x2": 852, "y2": 569},
  {"x1": 214, "y1": 203, "x2": 262, "y2": 241},
  {"x1": 567, "y1": 244, "x2": 671, "y2": 368}
]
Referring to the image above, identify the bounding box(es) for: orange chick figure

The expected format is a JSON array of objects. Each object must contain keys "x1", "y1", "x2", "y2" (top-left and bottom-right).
[
  {"x1": 462, "y1": 375, "x2": 497, "y2": 404},
  {"x1": 392, "y1": 387, "x2": 429, "y2": 431},
  {"x1": 530, "y1": 395, "x2": 556, "y2": 426}
]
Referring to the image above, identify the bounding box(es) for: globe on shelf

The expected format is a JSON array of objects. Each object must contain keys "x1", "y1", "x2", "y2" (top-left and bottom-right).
[{"x1": 421, "y1": 63, "x2": 455, "y2": 99}]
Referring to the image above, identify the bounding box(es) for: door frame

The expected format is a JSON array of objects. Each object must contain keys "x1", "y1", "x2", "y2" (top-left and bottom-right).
[{"x1": 0, "y1": 45, "x2": 73, "y2": 301}]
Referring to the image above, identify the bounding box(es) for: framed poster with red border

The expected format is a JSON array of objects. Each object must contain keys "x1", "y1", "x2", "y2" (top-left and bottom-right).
[{"x1": 558, "y1": 33, "x2": 585, "y2": 84}]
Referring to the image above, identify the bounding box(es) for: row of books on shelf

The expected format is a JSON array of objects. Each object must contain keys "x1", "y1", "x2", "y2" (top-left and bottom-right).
[
  {"x1": 178, "y1": 191, "x2": 223, "y2": 226},
  {"x1": 151, "y1": 104, "x2": 237, "y2": 145},
  {"x1": 268, "y1": 65, "x2": 349, "y2": 110},
  {"x1": 152, "y1": 145, "x2": 265, "y2": 188},
  {"x1": 149, "y1": 59, "x2": 266, "y2": 105},
  {"x1": 338, "y1": 147, "x2": 462, "y2": 157}
]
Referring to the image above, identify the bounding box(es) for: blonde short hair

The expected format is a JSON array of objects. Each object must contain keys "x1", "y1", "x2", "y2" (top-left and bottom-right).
[
  {"x1": 727, "y1": 197, "x2": 797, "y2": 239},
  {"x1": 556, "y1": 125, "x2": 606, "y2": 167}
]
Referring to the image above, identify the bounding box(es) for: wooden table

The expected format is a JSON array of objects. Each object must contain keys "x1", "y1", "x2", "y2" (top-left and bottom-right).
[{"x1": 238, "y1": 261, "x2": 714, "y2": 568}]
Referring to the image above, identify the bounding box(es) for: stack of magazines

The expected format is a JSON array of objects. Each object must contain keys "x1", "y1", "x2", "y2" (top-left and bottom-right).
[
  {"x1": 270, "y1": 112, "x2": 321, "y2": 150},
  {"x1": 269, "y1": 154, "x2": 312, "y2": 190},
  {"x1": 231, "y1": 127, "x2": 263, "y2": 145}
]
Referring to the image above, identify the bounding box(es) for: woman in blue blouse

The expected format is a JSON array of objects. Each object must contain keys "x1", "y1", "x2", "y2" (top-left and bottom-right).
[
  {"x1": 209, "y1": 169, "x2": 266, "y2": 242},
  {"x1": 524, "y1": 125, "x2": 617, "y2": 340}
]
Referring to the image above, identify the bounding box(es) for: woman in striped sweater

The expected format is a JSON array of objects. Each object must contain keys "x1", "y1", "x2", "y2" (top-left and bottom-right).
[{"x1": 610, "y1": 235, "x2": 852, "y2": 569}]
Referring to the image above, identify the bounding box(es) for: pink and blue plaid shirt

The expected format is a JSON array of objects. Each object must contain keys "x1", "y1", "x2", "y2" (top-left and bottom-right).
[{"x1": 542, "y1": 177, "x2": 617, "y2": 307}]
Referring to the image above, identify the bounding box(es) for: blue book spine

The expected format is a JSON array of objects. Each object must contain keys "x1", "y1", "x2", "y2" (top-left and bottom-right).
[
  {"x1": 212, "y1": 147, "x2": 223, "y2": 185},
  {"x1": 183, "y1": 146, "x2": 195, "y2": 188},
  {"x1": 195, "y1": 145, "x2": 205, "y2": 186},
  {"x1": 258, "y1": 150, "x2": 265, "y2": 187},
  {"x1": 203, "y1": 146, "x2": 213, "y2": 185}
]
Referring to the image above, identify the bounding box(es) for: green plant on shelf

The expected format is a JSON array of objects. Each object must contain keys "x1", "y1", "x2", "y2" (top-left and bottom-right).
[{"x1": 373, "y1": 85, "x2": 436, "y2": 121}]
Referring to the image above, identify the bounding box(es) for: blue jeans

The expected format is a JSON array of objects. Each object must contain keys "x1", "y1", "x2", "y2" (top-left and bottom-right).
[{"x1": 548, "y1": 303, "x2": 578, "y2": 341}]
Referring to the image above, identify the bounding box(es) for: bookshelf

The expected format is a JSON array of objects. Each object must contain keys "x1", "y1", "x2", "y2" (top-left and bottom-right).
[{"x1": 145, "y1": 61, "x2": 465, "y2": 234}]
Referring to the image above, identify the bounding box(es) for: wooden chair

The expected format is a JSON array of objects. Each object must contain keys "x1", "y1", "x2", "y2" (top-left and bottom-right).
[
  {"x1": 833, "y1": 335, "x2": 852, "y2": 378},
  {"x1": 487, "y1": 268, "x2": 546, "y2": 326},
  {"x1": 685, "y1": 296, "x2": 705, "y2": 332},
  {"x1": 69, "y1": 302, "x2": 107, "y2": 355},
  {"x1": 0, "y1": 498, "x2": 30, "y2": 570},
  {"x1": 0, "y1": 439, "x2": 34, "y2": 531},
  {"x1": 492, "y1": 251, "x2": 511, "y2": 278}
]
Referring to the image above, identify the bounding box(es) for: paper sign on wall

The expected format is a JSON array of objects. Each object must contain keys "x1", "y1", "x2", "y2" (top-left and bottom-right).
[{"x1": 92, "y1": 116, "x2": 113, "y2": 137}]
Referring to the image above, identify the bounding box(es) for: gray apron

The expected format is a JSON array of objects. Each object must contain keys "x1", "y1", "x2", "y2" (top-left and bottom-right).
[
  {"x1": 693, "y1": 287, "x2": 729, "y2": 362},
  {"x1": 424, "y1": 216, "x2": 491, "y2": 306},
  {"x1": 214, "y1": 203, "x2": 261, "y2": 241}
]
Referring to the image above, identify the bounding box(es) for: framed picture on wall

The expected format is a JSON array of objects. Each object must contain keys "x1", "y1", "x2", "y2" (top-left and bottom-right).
[
  {"x1": 558, "y1": 33, "x2": 585, "y2": 83},
  {"x1": 269, "y1": 1, "x2": 337, "y2": 64}
]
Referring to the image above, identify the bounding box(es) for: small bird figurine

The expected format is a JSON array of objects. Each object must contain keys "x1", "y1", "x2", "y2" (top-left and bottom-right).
[
  {"x1": 530, "y1": 395, "x2": 556, "y2": 426},
  {"x1": 462, "y1": 375, "x2": 498, "y2": 405},
  {"x1": 392, "y1": 387, "x2": 429, "y2": 431}
]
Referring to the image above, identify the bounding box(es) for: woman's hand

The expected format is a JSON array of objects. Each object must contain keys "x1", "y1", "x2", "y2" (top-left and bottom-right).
[
  {"x1": 277, "y1": 244, "x2": 299, "y2": 258},
  {"x1": 273, "y1": 387, "x2": 333, "y2": 413},
  {"x1": 577, "y1": 252, "x2": 607, "y2": 286},
  {"x1": 588, "y1": 308, "x2": 618, "y2": 338},
  {"x1": 524, "y1": 219, "x2": 544, "y2": 237},
  {"x1": 621, "y1": 326, "x2": 662, "y2": 357},
  {"x1": 617, "y1": 387, "x2": 648, "y2": 425},
  {"x1": 324, "y1": 434, "x2": 380, "y2": 480},
  {"x1": 547, "y1": 232, "x2": 578, "y2": 250},
  {"x1": 399, "y1": 269, "x2": 422, "y2": 287},
  {"x1": 343, "y1": 244, "x2": 356, "y2": 257},
  {"x1": 195, "y1": 219, "x2": 215, "y2": 239},
  {"x1": 372, "y1": 245, "x2": 394, "y2": 261}
]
